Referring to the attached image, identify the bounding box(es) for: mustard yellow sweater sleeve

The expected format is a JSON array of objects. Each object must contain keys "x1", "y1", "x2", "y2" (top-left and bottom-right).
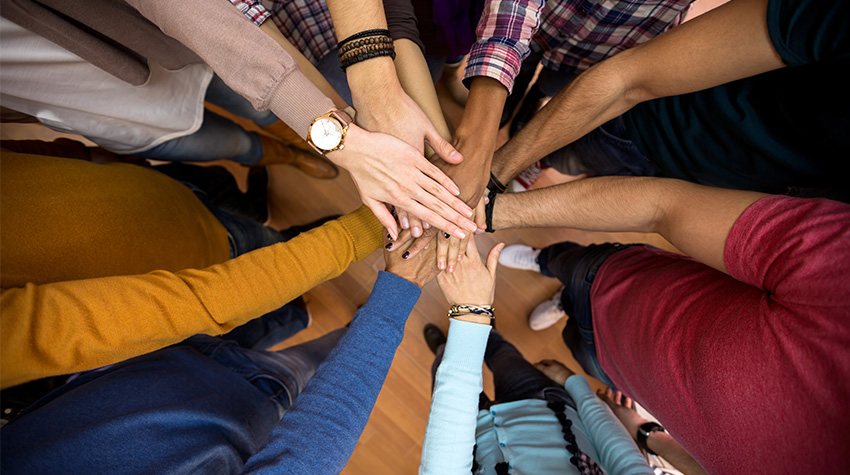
[{"x1": 0, "y1": 206, "x2": 383, "y2": 389}]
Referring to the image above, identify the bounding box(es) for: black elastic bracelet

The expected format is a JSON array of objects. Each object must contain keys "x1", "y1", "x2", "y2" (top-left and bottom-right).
[
  {"x1": 636, "y1": 422, "x2": 665, "y2": 456},
  {"x1": 484, "y1": 191, "x2": 497, "y2": 233},
  {"x1": 488, "y1": 172, "x2": 507, "y2": 194},
  {"x1": 340, "y1": 48, "x2": 396, "y2": 71},
  {"x1": 337, "y1": 29, "x2": 391, "y2": 51}
]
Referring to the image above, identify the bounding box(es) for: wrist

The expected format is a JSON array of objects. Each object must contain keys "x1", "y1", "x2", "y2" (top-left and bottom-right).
[
  {"x1": 636, "y1": 421, "x2": 666, "y2": 455},
  {"x1": 346, "y1": 57, "x2": 402, "y2": 103}
]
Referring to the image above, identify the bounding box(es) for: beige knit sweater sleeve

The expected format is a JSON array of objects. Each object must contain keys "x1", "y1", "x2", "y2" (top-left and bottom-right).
[{"x1": 125, "y1": 0, "x2": 335, "y2": 138}]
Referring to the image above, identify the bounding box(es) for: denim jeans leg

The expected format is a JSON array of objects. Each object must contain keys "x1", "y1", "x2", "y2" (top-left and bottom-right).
[
  {"x1": 139, "y1": 109, "x2": 263, "y2": 165},
  {"x1": 204, "y1": 74, "x2": 279, "y2": 127},
  {"x1": 203, "y1": 202, "x2": 291, "y2": 258},
  {"x1": 538, "y1": 242, "x2": 634, "y2": 388},
  {"x1": 542, "y1": 116, "x2": 661, "y2": 178},
  {"x1": 485, "y1": 331, "x2": 565, "y2": 403},
  {"x1": 220, "y1": 301, "x2": 310, "y2": 351}
]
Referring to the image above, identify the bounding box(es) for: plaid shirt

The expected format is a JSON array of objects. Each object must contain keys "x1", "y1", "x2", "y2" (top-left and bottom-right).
[
  {"x1": 465, "y1": 0, "x2": 693, "y2": 93},
  {"x1": 228, "y1": 0, "x2": 337, "y2": 65}
]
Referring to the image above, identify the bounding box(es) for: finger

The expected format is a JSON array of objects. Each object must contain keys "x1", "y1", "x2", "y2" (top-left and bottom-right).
[
  {"x1": 415, "y1": 156, "x2": 466, "y2": 200},
  {"x1": 624, "y1": 396, "x2": 634, "y2": 410},
  {"x1": 369, "y1": 199, "x2": 398, "y2": 240},
  {"x1": 486, "y1": 242, "x2": 505, "y2": 276},
  {"x1": 605, "y1": 387, "x2": 614, "y2": 402},
  {"x1": 424, "y1": 127, "x2": 463, "y2": 165},
  {"x1": 397, "y1": 209, "x2": 411, "y2": 230},
  {"x1": 400, "y1": 200, "x2": 468, "y2": 240},
  {"x1": 411, "y1": 183, "x2": 478, "y2": 234},
  {"x1": 403, "y1": 229, "x2": 438, "y2": 260},
  {"x1": 386, "y1": 228, "x2": 415, "y2": 251},
  {"x1": 408, "y1": 215, "x2": 424, "y2": 238},
  {"x1": 615, "y1": 390, "x2": 624, "y2": 406},
  {"x1": 436, "y1": 232, "x2": 450, "y2": 271},
  {"x1": 446, "y1": 236, "x2": 463, "y2": 273}
]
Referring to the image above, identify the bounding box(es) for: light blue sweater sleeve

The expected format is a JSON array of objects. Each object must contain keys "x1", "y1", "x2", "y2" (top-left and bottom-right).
[
  {"x1": 418, "y1": 319, "x2": 492, "y2": 474},
  {"x1": 564, "y1": 375, "x2": 653, "y2": 475}
]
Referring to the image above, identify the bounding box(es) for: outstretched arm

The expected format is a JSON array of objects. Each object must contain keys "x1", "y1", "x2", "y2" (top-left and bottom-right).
[
  {"x1": 491, "y1": 176, "x2": 766, "y2": 273},
  {"x1": 490, "y1": 0, "x2": 784, "y2": 184}
]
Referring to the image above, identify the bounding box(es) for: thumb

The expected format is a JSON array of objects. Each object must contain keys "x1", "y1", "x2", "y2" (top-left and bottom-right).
[
  {"x1": 368, "y1": 199, "x2": 398, "y2": 240},
  {"x1": 425, "y1": 127, "x2": 463, "y2": 165},
  {"x1": 486, "y1": 243, "x2": 505, "y2": 277}
]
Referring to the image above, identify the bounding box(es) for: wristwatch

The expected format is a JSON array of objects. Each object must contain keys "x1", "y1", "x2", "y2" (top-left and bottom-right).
[
  {"x1": 636, "y1": 421, "x2": 665, "y2": 455},
  {"x1": 306, "y1": 108, "x2": 354, "y2": 155}
]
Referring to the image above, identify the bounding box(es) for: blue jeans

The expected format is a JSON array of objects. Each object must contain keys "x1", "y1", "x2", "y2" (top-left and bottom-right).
[
  {"x1": 140, "y1": 75, "x2": 278, "y2": 165},
  {"x1": 542, "y1": 116, "x2": 661, "y2": 178},
  {"x1": 0, "y1": 310, "x2": 347, "y2": 474},
  {"x1": 432, "y1": 330, "x2": 575, "y2": 410},
  {"x1": 538, "y1": 242, "x2": 638, "y2": 389}
]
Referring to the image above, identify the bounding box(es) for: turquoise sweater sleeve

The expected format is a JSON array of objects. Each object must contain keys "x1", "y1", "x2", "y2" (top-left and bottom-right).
[
  {"x1": 242, "y1": 272, "x2": 421, "y2": 474},
  {"x1": 564, "y1": 375, "x2": 653, "y2": 475},
  {"x1": 419, "y1": 319, "x2": 492, "y2": 474}
]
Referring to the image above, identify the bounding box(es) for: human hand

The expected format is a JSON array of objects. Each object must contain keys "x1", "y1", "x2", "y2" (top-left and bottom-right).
[
  {"x1": 328, "y1": 125, "x2": 477, "y2": 240},
  {"x1": 436, "y1": 194, "x2": 487, "y2": 271},
  {"x1": 597, "y1": 387, "x2": 649, "y2": 440},
  {"x1": 383, "y1": 228, "x2": 440, "y2": 288},
  {"x1": 436, "y1": 237, "x2": 503, "y2": 306},
  {"x1": 533, "y1": 359, "x2": 576, "y2": 386}
]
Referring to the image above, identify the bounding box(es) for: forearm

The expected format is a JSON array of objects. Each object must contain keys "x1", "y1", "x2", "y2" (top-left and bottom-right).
[
  {"x1": 645, "y1": 431, "x2": 707, "y2": 475},
  {"x1": 0, "y1": 206, "x2": 382, "y2": 389},
  {"x1": 492, "y1": 176, "x2": 766, "y2": 272},
  {"x1": 395, "y1": 39, "x2": 451, "y2": 142},
  {"x1": 243, "y1": 272, "x2": 421, "y2": 474},
  {"x1": 419, "y1": 319, "x2": 491, "y2": 474},
  {"x1": 259, "y1": 22, "x2": 348, "y2": 109},
  {"x1": 564, "y1": 376, "x2": 653, "y2": 475},
  {"x1": 489, "y1": 60, "x2": 632, "y2": 184}
]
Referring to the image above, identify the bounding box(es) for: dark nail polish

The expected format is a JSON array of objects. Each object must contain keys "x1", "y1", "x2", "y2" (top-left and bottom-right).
[
  {"x1": 443, "y1": 232, "x2": 450, "y2": 239},
  {"x1": 402, "y1": 251, "x2": 410, "y2": 259},
  {"x1": 385, "y1": 243, "x2": 393, "y2": 250},
  {"x1": 390, "y1": 209, "x2": 396, "y2": 216},
  {"x1": 387, "y1": 233, "x2": 393, "y2": 240}
]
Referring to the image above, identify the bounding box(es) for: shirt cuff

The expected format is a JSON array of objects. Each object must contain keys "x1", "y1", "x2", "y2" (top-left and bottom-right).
[
  {"x1": 228, "y1": 0, "x2": 271, "y2": 26},
  {"x1": 463, "y1": 42, "x2": 523, "y2": 93}
]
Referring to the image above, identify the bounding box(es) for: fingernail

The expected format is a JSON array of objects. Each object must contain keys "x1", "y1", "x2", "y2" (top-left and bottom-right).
[
  {"x1": 484, "y1": 196, "x2": 490, "y2": 205},
  {"x1": 474, "y1": 229, "x2": 484, "y2": 235},
  {"x1": 423, "y1": 222, "x2": 431, "y2": 229},
  {"x1": 412, "y1": 226, "x2": 421, "y2": 237},
  {"x1": 438, "y1": 261, "x2": 445, "y2": 270},
  {"x1": 462, "y1": 205, "x2": 474, "y2": 217},
  {"x1": 385, "y1": 243, "x2": 393, "y2": 250},
  {"x1": 387, "y1": 233, "x2": 393, "y2": 241},
  {"x1": 458, "y1": 255, "x2": 463, "y2": 262},
  {"x1": 443, "y1": 232, "x2": 450, "y2": 239},
  {"x1": 390, "y1": 208, "x2": 396, "y2": 216},
  {"x1": 402, "y1": 251, "x2": 410, "y2": 259},
  {"x1": 453, "y1": 229, "x2": 467, "y2": 240},
  {"x1": 448, "y1": 265, "x2": 454, "y2": 273},
  {"x1": 400, "y1": 217, "x2": 410, "y2": 229},
  {"x1": 450, "y1": 185, "x2": 461, "y2": 196},
  {"x1": 463, "y1": 221, "x2": 478, "y2": 233}
]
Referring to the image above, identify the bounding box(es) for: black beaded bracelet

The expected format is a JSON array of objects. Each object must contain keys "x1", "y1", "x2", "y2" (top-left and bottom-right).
[
  {"x1": 337, "y1": 36, "x2": 393, "y2": 58},
  {"x1": 340, "y1": 48, "x2": 396, "y2": 71},
  {"x1": 337, "y1": 29, "x2": 391, "y2": 51},
  {"x1": 484, "y1": 191, "x2": 497, "y2": 233}
]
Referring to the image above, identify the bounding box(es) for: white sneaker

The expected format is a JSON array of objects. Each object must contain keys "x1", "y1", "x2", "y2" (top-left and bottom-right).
[
  {"x1": 509, "y1": 161, "x2": 548, "y2": 192},
  {"x1": 529, "y1": 287, "x2": 567, "y2": 331},
  {"x1": 499, "y1": 244, "x2": 542, "y2": 272}
]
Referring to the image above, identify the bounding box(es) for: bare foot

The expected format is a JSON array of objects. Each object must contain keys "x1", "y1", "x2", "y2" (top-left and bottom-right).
[{"x1": 597, "y1": 387, "x2": 648, "y2": 439}]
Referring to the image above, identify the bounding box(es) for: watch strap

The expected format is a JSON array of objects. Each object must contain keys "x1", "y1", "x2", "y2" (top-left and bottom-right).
[{"x1": 636, "y1": 421, "x2": 665, "y2": 455}]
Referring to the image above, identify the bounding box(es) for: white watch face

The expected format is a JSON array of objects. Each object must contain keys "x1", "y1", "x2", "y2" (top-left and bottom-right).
[{"x1": 310, "y1": 117, "x2": 343, "y2": 151}]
